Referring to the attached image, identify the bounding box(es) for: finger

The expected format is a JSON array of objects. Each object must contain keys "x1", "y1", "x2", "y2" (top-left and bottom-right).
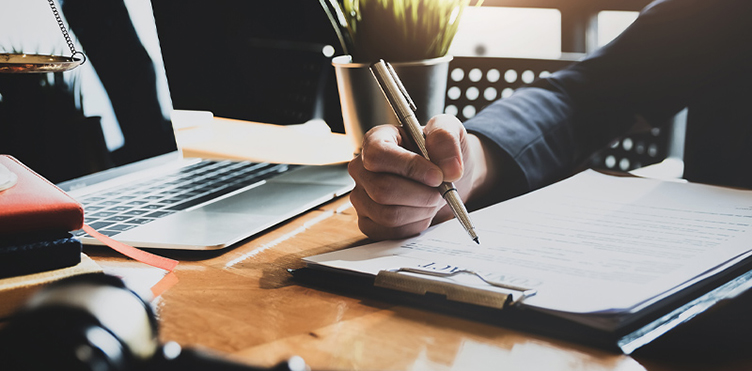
[
  {"x1": 349, "y1": 160, "x2": 443, "y2": 208},
  {"x1": 432, "y1": 204, "x2": 457, "y2": 225},
  {"x1": 349, "y1": 185, "x2": 442, "y2": 228},
  {"x1": 424, "y1": 114, "x2": 466, "y2": 182},
  {"x1": 356, "y1": 215, "x2": 434, "y2": 241},
  {"x1": 360, "y1": 125, "x2": 444, "y2": 187}
]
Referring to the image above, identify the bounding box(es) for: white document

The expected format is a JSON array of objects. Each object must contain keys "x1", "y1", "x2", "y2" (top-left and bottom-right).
[{"x1": 305, "y1": 170, "x2": 752, "y2": 326}]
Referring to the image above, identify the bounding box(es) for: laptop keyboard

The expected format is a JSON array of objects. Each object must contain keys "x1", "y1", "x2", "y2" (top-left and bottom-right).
[{"x1": 74, "y1": 160, "x2": 297, "y2": 238}]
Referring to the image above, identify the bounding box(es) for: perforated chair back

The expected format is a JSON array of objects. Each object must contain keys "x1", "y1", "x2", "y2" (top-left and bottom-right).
[{"x1": 446, "y1": 56, "x2": 669, "y2": 172}]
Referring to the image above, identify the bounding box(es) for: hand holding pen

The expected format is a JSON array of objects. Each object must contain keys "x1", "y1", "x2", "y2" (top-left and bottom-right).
[{"x1": 369, "y1": 60, "x2": 480, "y2": 244}]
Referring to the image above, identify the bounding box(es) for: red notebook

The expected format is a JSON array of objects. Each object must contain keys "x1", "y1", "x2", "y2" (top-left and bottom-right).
[
  {"x1": 0, "y1": 155, "x2": 83, "y2": 236},
  {"x1": 0, "y1": 155, "x2": 177, "y2": 273}
]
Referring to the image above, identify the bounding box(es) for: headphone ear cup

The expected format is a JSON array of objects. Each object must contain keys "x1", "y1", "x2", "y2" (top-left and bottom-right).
[
  {"x1": 0, "y1": 305, "x2": 128, "y2": 371},
  {"x1": 0, "y1": 274, "x2": 159, "y2": 370}
]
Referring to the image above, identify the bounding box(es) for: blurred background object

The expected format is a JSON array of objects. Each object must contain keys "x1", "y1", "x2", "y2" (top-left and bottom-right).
[{"x1": 0, "y1": 274, "x2": 310, "y2": 371}]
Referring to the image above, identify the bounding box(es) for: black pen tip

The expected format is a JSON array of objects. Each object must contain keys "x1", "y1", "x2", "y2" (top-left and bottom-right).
[{"x1": 473, "y1": 237, "x2": 480, "y2": 245}]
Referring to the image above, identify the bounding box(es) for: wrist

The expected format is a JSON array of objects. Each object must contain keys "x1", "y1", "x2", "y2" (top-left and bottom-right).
[
  {"x1": 465, "y1": 133, "x2": 527, "y2": 209},
  {"x1": 464, "y1": 133, "x2": 495, "y2": 204}
]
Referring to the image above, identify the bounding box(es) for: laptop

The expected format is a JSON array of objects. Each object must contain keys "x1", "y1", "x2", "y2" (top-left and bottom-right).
[
  {"x1": 0, "y1": 1, "x2": 353, "y2": 250},
  {"x1": 150, "y1": 0, "x2": 345, "y2": 131}
]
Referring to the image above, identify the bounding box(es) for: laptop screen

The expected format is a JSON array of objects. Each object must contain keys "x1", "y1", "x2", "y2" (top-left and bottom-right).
[
  {"x1": 151, "y1": 0, "x2": 346, "y2": 132},
  {"x1": 0, "y1": 0, "x2": 177, "y2": 184}
]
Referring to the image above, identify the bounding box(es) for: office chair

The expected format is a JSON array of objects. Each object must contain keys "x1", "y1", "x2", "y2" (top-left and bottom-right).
[{"x1": 444, "y1": 56, "x2": 671, "y2": 172}]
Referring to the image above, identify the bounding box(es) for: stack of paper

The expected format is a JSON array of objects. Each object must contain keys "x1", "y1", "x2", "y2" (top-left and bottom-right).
[{"x1": 305, "y1": 170, "x2": 752, "y2": 331}]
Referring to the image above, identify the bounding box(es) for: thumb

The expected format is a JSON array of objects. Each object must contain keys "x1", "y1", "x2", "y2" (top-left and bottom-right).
[{"x1": 424, "y1": 114, "x2": 466, "y2": 182}]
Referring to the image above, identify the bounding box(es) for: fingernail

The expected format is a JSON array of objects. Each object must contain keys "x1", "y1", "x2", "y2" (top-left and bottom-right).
[{"x1": 424, "y1": 168, "x2": 443, "y2": 186}]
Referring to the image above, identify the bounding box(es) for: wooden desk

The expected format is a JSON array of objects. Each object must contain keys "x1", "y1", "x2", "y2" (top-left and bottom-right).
[
  {"x1": 83, "y1": 195, "x2": 752, "y2": 371},
  {"x1": 60, "y1": 118, "x2": 748, "y2": 370}
]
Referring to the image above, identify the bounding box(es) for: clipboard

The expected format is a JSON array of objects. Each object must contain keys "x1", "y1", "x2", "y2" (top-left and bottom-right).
[
  {"x1": 291, "y1": 255, "x2": 752, "y2": 354},
  {"x1": 293, "y1": 170, "x2": 752, "y2": 354},
  {"x1": 375, "y1": 267, "x2": 536, "y2": 308}
]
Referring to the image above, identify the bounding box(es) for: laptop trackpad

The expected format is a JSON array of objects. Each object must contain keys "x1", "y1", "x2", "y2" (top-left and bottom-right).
[
  {"x1": 202, "y1": 182, "x2": 344, "y2": 215},
  {"x1": 114, "y1": 183, "x2": 345, "y2": 249}
]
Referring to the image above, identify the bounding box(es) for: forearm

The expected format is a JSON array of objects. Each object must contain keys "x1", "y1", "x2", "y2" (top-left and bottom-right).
[{"x1": 463, "y1": 0, "x2": 744, "y2": 192}]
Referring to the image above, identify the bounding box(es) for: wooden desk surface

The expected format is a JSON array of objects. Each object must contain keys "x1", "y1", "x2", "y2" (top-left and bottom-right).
[{"x1": 82, "y1": 195, "x2": 752, "y2": 371}]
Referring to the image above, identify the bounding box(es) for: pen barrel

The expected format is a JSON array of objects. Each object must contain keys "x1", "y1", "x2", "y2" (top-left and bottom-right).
[
  {"x1": 370, "y1": 61, "x2": 431, "y2": 159},
  {"x1": 371, "y1": 59, "x2": 479, "y2": 244},
  {"x1": 439, "y1": 182, "x2": 478, "y2": 241},
  {"x1": 402, "y1": 114, "x2": 430, "y2": 159}
]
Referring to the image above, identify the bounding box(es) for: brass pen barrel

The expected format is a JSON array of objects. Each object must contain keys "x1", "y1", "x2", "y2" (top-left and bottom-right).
[
  {"x1": 370, "y1": 59, "x2": 480, "y2": 244},
  {"x1": 438, "y1": 182, "x2": 479, "y2": 243}
]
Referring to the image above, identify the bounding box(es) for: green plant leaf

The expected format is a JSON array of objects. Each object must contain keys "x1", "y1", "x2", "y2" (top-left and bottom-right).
[{"x1": 332, "y1": 0, "x2": 481, "y2": 62}]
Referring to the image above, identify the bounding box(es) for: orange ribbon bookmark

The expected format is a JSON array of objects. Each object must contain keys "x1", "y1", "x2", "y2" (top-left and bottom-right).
[{"x1": 83, "y1": 224, "x2": 179, "y2": 272}]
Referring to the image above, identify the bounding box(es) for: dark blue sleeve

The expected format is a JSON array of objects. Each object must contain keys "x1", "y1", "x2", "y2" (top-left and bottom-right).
[{"x1": 464, "y1": 0, "x2": 752, "y2": 190}]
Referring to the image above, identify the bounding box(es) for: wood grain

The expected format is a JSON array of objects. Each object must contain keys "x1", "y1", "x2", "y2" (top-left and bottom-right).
[{"x1": 84, "y1": 196, "x2": 752, "y2": 371}]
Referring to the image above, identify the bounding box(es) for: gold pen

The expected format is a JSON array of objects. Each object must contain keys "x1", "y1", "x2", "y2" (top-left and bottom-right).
[{"x1": 370, "y1": 59, "x2": 480, "y2": 244}]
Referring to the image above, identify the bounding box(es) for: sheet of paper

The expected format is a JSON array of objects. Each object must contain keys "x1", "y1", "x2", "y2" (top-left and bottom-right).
[
  {"x1": 175, "y1": 117, "x2": 354, "y2": 165},
  {"x1": 306, "y1": 170, "x2": 752, "y2": 316}
]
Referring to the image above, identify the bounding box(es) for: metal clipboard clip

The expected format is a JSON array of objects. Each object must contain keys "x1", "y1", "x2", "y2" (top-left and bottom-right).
[{"x1": 374, "y1": 267, "x2": 537, "y2": 309}]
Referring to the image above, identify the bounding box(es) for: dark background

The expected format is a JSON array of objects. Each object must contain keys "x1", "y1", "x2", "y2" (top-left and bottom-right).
[{"x1": 152, "y1": 0, "x2": 346, "y2": 132}]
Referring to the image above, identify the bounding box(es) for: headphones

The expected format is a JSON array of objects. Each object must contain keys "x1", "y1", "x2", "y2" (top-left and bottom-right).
[{"x1": 0, "y1": 274, "x2": 308, "y2": 371}]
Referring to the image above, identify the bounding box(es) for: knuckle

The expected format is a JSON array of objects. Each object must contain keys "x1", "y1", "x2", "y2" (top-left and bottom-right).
[
  {"x1": 364, "y1": 177, "x2": 395, "y2": 204},
  {"x1": 357, "y1": 217, "x2": 381, "y2": 239},
  {"x1": 416, "y1": 217, "x2": 433, "y2": 233},
  {"x1": 372, "y1": 205, "x2": 405, "y2": 228},
  {"x1": 359, "y1": 139, "x2": 378, "y2": 172},
  {"x1": 423, "y1": 191, "x2": 444, "y2": 207},
  {"x1": 359, "y1": 150, "x2": 375, "y2": 172},
  {"x1": 360, "y1": 147, "x2": 384, "y2": 173},
  {"x1": 427, "y1": 127, "x2": 459, "y2": 149},
  {"x1": 350, "y1": 186, "x2": 407, "y2": 228},
  {"x1": 348, "y1": 186, "x2": 367, "y2": 211},
  {"x1": 367, "y1": 188, "x2": 390, "y2": 205},
  {"x1": 347, "y1": 157, "x2": 363, "y2": 179},
  {"x1": 358, "y1": 217, "x2": 395, "y2": 241},
  {"x1": 358, "y1": 216, "x2": 433, "y2": 241},
  {"x1": 403, "y1": 156, "x2": 427, "y2": 181},
  {"x1": 360, "y1": 126, "x2": 397, "y2": 172}
]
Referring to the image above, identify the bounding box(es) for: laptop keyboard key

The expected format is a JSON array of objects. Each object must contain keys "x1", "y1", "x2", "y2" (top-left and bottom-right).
[
  {"x1": 107, "y1": 224, "x2": 137, "y2": 232},
  {"x1": 106, "y1": 215, "x2": 132, "y2": 222},
  {"x1": 144, "y1": 211, "x2": 173, "y2": 218},
  {"x1": 76, "y1": 160, "x2": 297, "y2": 234},
  {"x1": 88, "y1": 221, "x2": 115, "y2": 230},
  {"x1": 91, "y1": 211, "x2": 117, "y2": 218},
  {"x1": 125, "y1": 218, "x2": 154, "y2": 225},
  {"x1": 108, "y1": 206, "x2": 133, "y2": 212},
  {"x1": 123, "y1": 209, "x2": 150, "y2": 216},
  {"x1": 97, "y1": 230, "x2": 121, "y2": 237}
]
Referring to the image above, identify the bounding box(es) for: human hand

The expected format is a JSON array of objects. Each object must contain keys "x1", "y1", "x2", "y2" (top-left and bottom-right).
[{"x1": 347, "y1": 114, "x2": 492, "y2": 240}]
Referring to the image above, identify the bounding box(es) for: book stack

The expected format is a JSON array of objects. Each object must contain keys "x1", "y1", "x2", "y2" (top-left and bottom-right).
[{"x1": 0, "y1": 155, "x2": 102, "y2": 318}]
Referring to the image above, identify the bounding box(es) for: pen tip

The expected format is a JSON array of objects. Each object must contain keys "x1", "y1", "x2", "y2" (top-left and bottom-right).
[{"x1": 473, "y1": 237, "x2": 480, "y2": 245}]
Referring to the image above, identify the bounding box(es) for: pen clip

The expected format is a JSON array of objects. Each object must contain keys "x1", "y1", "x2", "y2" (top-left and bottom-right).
[{"x1": 384, "y1": 61, "x2": 417, "y2": 112}]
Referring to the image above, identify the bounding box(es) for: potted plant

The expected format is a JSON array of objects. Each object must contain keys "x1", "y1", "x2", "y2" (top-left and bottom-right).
[{"x1": 320, "y1": 0, "x2": 482, "y2": 154}]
